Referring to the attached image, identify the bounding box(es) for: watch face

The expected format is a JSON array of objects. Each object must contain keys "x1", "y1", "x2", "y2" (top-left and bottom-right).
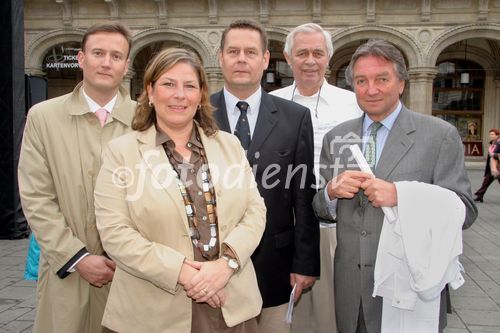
[{"x1": 228, "y1": 259, "x2": 239, "y2": 269}]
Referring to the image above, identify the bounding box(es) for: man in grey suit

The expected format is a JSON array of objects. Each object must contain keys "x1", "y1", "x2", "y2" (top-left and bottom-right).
[{"x1": 313, "y1": 39, "x2": 477, "y2": 333}]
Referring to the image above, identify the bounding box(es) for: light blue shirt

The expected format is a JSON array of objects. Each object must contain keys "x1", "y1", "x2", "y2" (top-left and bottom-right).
[
  {"x1": 324, "y1": 101, "x2": 403, "y2": 219},
  {"x1": 361, "y1": 101, "x2": 402, "y2": 168},
  {"x1": 223, "y1": 87, "x2": 262, "y2": 137}
]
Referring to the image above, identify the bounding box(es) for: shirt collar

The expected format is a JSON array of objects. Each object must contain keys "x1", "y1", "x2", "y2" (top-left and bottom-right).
[
  {"x1": 291, "y1": 78, "x2": 326, "y2": 100},
  {"x1": 82, "y1": 88, "x2": 117, "y2": 114},
  {"x1": 155, "y1": 123, "x2": 203, "y2": 149},
  {"x1": 223, "y1": 86, "x2": 262, "y2": 117},
  {"x1": 363, "y1": 101, "x2": 402, "y2": 134}
]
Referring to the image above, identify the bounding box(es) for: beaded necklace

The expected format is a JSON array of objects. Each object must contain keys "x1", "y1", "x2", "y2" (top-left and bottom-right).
[{"x1": 162, "y1": 130, "x2": 218, "y2": 259}]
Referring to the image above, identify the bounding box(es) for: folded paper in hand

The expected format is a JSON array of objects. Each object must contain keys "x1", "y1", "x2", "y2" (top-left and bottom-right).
[{"x1": 284, "y1": 283, "x2": 297, "y2": 324}]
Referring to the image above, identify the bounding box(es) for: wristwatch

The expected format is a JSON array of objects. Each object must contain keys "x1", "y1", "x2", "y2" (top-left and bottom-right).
[{"x1": 221, "y1": 255, "x2": 239, "y2": 272}]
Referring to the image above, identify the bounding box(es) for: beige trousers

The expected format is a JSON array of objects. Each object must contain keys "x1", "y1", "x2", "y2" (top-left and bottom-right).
[
  {"x1": 257, "y1": 303, "x2": 290, "y2": 333},
  {"x1": 291, "y1": 227, "x2": 337, "y2": 333}
]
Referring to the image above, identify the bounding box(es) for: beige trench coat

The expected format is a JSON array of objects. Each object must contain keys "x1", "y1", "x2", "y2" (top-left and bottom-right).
[
  {"x1": 18, "y1": 82, "x2": 136, "y2": 333},
  {"x1": 94, "y1": 125, "x2": 266, "y2": 333}
]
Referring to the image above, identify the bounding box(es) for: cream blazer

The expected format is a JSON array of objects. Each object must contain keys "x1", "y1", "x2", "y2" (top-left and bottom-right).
[{"x1": 94, "y1": 124, "x2": 266, "y2": 333}]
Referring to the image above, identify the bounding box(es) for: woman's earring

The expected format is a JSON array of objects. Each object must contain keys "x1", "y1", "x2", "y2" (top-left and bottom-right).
[{"x1": 149, "y1": 101, "x2": 153, "y2": 108}]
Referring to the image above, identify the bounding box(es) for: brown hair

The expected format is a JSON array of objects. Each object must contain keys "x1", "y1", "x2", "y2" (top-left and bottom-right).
[
  {"x1": 132, "y1": 48, "x2": 218, "y2": 136},
  {"x1": 345, "y1": 39, "x2": 408, "y2": 87},
  {"x1": 489, "y1": 129, "x2": 499, "y2": 136},
  {"x1": 81, "y1": 22, "x2": 132, "y2": 57},
  {"x1": 220, "y1": 19, "x2": 268, "y2": 53}
]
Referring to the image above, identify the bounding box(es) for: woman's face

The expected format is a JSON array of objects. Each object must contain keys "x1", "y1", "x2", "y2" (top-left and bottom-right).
[
  {"x1": 489, "y1": 131, "x2": 499, "y2": 141},
  {"x1": 147, "y1": 62, "x2": 202, "y2": 133}
]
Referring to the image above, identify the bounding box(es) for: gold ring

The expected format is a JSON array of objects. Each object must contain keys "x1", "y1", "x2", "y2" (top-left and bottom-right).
[{"x1": 202, "y1": 288, "x2": 208, "y2": 296}]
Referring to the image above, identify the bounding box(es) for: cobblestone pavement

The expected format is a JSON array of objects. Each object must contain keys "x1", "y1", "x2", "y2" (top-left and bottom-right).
[{"x1": 0, "y1": 169, "x2": 498, "y2": 333}]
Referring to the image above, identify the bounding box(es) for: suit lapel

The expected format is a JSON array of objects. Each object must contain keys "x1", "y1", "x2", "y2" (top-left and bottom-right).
[
  {"x1": 136, "y1": 127, "x2": 187, "y2": 227},
  {"x1": 212, "y1": 91, "x2": 231, "y2": 133},
  {"x1": 375, "y1": 107, "x2": 415, "y2": 179},
  {"x1": 344, "y1": 118, "x2": 364, "y2": 170},
  {"x1": 247, "y1": 92, "x2": 278, "y2": 157}
]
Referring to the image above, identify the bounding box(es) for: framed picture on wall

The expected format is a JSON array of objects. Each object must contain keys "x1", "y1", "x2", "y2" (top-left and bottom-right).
[{"x1": 457, "y1": 117, "x2": 481, "y2": 141}]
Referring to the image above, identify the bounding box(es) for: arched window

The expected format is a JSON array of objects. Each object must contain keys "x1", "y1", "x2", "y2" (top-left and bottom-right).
[{"x1": 433, "y1": 58, "x2": 485, "y2": 156}]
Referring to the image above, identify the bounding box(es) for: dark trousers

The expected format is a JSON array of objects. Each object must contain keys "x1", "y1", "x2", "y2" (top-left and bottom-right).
[{"x1": 475, "y1": 173, "x2": 500, "y2": 198}]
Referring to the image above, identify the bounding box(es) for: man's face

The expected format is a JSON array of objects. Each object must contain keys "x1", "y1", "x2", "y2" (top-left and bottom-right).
[
  {"x1": 218, "y1": 28, "x2": 269, "y2": 97},
  {"x1": 285, "y1": 31, "x2": 329, "y2": 91},
  {"x1": 77, "y1": 32, "x2": 130, "y2": 95},
  {"x1": 351, "y1": 55, "x2": 405, "y2": 121}
]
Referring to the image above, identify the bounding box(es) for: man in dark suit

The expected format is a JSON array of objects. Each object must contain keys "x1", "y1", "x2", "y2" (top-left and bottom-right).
[
  {"x1": 211, "y1": 19, "x2": 319, "y2": 333},
  {"x1": 313, "y1": 39, "x2": 477, "y2": 333}
]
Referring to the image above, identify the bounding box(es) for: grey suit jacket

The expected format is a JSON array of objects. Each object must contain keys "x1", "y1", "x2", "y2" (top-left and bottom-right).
[{"x1": 313, "y1": 105, "x2": 477, "y2": 333}]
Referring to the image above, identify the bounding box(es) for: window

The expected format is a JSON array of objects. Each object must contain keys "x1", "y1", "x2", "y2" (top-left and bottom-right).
[{"x1": 433, "y1": 59, "x2": 485, "y2": 147}]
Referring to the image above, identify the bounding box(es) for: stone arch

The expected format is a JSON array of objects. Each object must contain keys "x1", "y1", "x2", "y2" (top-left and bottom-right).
[
  {"x1": 130, "y1": 27, "x2": 214, "y2": 68},
  {"x1": 437, "y1": 47, "x2": 495, "y2": 74},
  {"x1": 330, "y1": 25, "x2": 421, "y2": 68},
  {"x1": 265, "y1": 26, "x2": 289, "y2": 45},
  {"x1": 26, "y1": 29, "x2": 85, "y2": 74},
  {"x1": 427, "y1": 23, "x2": 500, "y2": 67}
]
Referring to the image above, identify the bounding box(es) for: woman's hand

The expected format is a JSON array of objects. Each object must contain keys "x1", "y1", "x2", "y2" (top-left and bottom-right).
[
  {"x1": 183, "y1": 259, "x2": 234, "y2": 304},
  {"x1": 178, "y1": 261, "x2": 227, "y2": 308}
]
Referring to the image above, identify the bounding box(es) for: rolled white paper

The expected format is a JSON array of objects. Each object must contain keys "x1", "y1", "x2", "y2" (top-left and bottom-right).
[{"x1": 349, "y1": 145, "x2": 397, "y2": 222}]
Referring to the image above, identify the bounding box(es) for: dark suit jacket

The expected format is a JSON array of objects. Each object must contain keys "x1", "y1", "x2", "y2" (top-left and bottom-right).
[
  {"x1": 313, "y1": 106, "x2": 477, "y2": 333},
  {"x1": 211, "y1": 89, "x2": 320, "y2": 307}
]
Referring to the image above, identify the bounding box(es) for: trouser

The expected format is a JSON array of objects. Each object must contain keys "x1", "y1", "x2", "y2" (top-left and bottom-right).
[
  {"x1": 475, "y1": 173, "x2": 500, "y2": 198},
  {"x1": 291, "y1": 227, "x2": 337, "y2": 333}
]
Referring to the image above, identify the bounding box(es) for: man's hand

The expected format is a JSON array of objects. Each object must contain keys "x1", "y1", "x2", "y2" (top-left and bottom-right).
[
  {"x1": 327, "y1": 170, "x2": 372, "y2": 200},
  {"x1": 183, "y1": 259, "x2": 233, "y2": 304},
  {"x1": 290, "y1": 273, "x2": 316, "y2": 302},
  {"x1": 75, "y1": 255, "x2": 115, "y2": 287},
  {"x1": 360, "y1": 177, "x2": 397, "y2": 207}
]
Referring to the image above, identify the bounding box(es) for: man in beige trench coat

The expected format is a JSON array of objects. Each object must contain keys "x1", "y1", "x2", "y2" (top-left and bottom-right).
[{"x1": 18, "y1": 23, "x2": 136, "y2": 333}]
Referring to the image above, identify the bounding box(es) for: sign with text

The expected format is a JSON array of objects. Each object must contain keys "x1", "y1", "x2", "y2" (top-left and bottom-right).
[
  {"x1": 44, "y1": 43, "x2": 81, "y2": 71},
  {"x1": 463, "y1": 141, "x2": 483, "y2": 157}
]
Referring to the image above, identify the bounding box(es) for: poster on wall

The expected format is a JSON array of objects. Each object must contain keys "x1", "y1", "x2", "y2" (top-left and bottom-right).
[{"x1": 457, "y1": 117, "x2": 481, "y2": 141}]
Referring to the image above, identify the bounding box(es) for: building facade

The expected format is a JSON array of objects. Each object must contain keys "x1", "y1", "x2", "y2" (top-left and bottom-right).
[{"x1": 24, "y1": 0, "x2": 500, "y2": 160}]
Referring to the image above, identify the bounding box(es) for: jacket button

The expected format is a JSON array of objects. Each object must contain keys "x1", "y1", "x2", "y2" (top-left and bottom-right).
[{"x1": 360, "y1": 230, "x2": 367, "y2": 237}]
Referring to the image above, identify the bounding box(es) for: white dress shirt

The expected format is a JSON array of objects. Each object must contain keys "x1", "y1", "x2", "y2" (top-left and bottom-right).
[
  {"x1": 271, "y1": 80, "x2": 362, "y2": 228},
  {"x1": 223, "y1": 87, "x2": 262, "y2": 137},
  {"x1": 373, "y1": 181, "x2": 466, "y2": 332},
  {"x1": 82, "y1": 89, "x2": 117, "y2": 114}
]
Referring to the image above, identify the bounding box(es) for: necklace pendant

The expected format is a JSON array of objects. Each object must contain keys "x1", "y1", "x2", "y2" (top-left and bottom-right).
[{"x1": 189, "y1": 227, "x2": 200, "y2": 240}]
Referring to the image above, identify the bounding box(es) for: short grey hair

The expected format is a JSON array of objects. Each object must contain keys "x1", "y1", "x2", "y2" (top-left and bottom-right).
[
  {"x1": 345, "y1": 39, "x2": 408, "y2": 87},
  {"x1": 284, "y1": 23, "x2": 333, "y2": 59}
]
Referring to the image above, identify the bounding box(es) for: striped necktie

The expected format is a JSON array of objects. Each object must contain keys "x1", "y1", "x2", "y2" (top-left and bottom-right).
[
  {"x1": 364, "y1": 122, "x2": 383, "y2": 168},
  {"x1": 234, "y1": 101, "x2": 251, "y2": 150}
]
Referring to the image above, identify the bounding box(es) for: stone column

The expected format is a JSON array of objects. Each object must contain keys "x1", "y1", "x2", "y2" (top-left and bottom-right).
[
  {"x1": 122, "y1": 69, "x2": 135, "y2": 97},
  {"x1": 25, "y1": 67, "x2": 46, "y2": 77},
  {"x1": 407, "y1": 67, "x2": 438, "y2": 115},
  {"x1": 206, "y1": 67, "x2": 224, "y2": 95}
]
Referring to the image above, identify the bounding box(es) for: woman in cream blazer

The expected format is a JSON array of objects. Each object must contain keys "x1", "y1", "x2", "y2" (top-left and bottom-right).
[{"x1": 94, "y1": 48, "x2": 266, "y2": 333}]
